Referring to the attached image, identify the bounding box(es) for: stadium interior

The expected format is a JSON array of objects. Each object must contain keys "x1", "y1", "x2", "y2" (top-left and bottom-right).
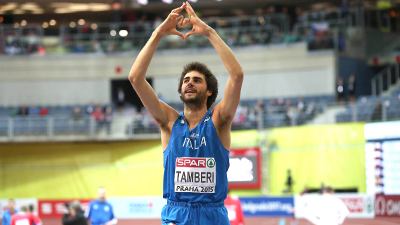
[{"x1": 1, "y1": 0, "x2": 400, "y2": 224}]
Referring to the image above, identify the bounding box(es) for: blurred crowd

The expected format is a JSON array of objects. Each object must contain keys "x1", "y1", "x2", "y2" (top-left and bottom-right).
[
  {"x1": 2, "y1": 90, "x2": 400, "y2": 136},
  {"x1": 2, "y1": 1, "x2": 398, "y2": 56},
  {"x1": 1, "y1": 199, "x2": 42, "y2": 225},
  {"x1": 0, "y1": 95, "x2": 330, "y2": 138}
]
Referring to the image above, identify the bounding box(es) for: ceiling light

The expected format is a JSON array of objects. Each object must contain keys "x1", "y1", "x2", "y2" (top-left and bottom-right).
[
  {"x1": 161, "y1": 0, "x2": 172, "y2": 3},
  {"x1": 110, "y1": 30, "x2": 117, "y2": 36},
  {"x1": 52, "y1": 3, "x2": 111, "y2": 14},
  {"x1": 31, "y1": 9, "x2": 44, "y2": 14},
  {"x1": 138, "y1": 0, "x2": 149, "y2": 5},
  {"x1": 54, "y1": 8, "x2": 72, "y2": 14},
  {"x1": 90, "y1": 4, "x2": 111, "y2": 11},
  {"x1": 78, "y1": 19, "x2": 85, "y2": 26},
  {"x1": 14, "y1": 22, "x2": 19, "y2": 28},
  {"x1": 91, "y1": 23, "x2": 98, "y2": 30},
  {"x1": 21, "y1": 3, "x2": 40, "y2": 10},
  {"x1": 119, "y1": 29, "x2": 128, "y2": 37},
  {"x1": 1, "y1": 3, "x2": 18, "y2": 11},
  {"x1": 49, "y1": 19, "x2": 57, "y2": 26},
  {"x1": 42, "y1": 22, "x2": 49, "y2": 28},
  {"x1": 69, "y1": 21, "x2": 77, "y2": 28},
  {"x1": 20, "y1": 20, "x2": 27, "y2": 26}
]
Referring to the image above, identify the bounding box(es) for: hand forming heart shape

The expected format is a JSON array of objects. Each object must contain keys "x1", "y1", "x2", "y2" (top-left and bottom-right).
[{"x1": 156, "y1": 1, "x2": 212, "y2": 40}]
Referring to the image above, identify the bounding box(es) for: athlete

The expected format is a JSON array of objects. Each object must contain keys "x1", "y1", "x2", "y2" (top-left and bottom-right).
[{"x1": 128, "y1": 1, "x2": 243, "y2": 225}]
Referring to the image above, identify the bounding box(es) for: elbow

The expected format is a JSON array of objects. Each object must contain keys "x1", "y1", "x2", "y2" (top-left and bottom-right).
[
  {"x1": 234, "y1": 71, "x2": 244, "y2": 82},
  {"x1": 237, "y1": 71, "x2": 244, "y2": 79},
  {"x1": 230, "y1": 66, "x2": 243, "y2": 80},
  {"x1": 128, "y1": 72, "x2": 139, "y2": 85}
]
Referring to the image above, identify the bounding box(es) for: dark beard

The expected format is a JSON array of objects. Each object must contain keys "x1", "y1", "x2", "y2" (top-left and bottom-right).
[{"x1": 180, "y1": 93, "x2": 206, "y2": 109}]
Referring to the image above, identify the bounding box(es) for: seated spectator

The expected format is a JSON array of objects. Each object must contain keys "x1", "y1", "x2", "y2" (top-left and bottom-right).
[
  {"x1": 104, "y1": 106, "x2": 113, "y2": 135},
  {"x1": 71, "y1": 106, "x2": 83, "y2": 121},
  {"x1": 17, "y1": 106, "x2": 29, "y2": 116},
  {"x1": 39, "y1": 107, "x2": 49, "y2": 117},
  {"x1": 91, "y1": 105, "x2": 105, "y2": 132}
]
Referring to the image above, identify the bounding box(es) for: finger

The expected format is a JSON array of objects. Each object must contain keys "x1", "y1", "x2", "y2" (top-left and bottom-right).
[
  {"x1": 169, "y1": 12, "x2": 180, "y2": 19},
  {"x1": 171, "y1": 29, "x2": 184, "y2": 39},
  {"x1": 171, "y1": 2, "x2": 186, "y2": 14},
  {"x1": 185, "y1": 1, "x2": 196, "y2": 16},
  {"x1": 184, "y1": 29, "x2": 196, "y2": 39},
  {"x1": 175, "y1": 15, "x2": 184, "y2": 29},
  {"x1": 177, "y1": 15, "x2": 184, "y2": 26}
]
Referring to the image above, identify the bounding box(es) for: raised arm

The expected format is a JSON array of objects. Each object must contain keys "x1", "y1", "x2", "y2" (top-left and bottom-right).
[
  {"x1": 128, "y1": 3, "x2": 186, "y2": 127},
  {"x1": 184, "y1": 2, "x2": 244, "y2": 125}
]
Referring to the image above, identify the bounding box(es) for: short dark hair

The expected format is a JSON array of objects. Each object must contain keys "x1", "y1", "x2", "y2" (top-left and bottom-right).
[{"x1": 178, "y1": 62, "x2": 218, "y2": 109}]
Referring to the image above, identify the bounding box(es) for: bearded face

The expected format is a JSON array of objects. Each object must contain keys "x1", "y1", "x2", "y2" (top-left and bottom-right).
[{"x1": 180, "y1": 71, "x2": 211, "y2": 108}]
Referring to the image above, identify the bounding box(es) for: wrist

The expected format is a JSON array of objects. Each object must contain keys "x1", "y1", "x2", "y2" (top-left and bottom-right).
[
  {"x1": 152, "y1": 29, "x2": 164, "y2": 40},
  {"x1": 205, "y1": 27, "x2": 216, "y2": 38}
]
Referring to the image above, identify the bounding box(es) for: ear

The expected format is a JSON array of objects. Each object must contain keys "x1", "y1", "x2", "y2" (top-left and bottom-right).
[{"x1": 206, "y1": 90, "x2": 212, "y2": 97}]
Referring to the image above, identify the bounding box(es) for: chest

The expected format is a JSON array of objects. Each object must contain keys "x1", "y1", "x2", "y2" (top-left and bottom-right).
[
  {"x1": 92, "y1": 204, "x2": 110, "y2": 213},
  {"x1": 173, "y1": 121, "x2": 212, "y2": 151}
]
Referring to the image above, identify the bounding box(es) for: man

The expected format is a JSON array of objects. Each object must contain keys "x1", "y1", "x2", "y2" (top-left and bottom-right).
[
  {"x1": 63, "y1": 201, "x2": 87, "y2": 225},
  {"x1": 302, "y1": 187, "x2": 349, "y2": 225},
  {"x1": 10, "y1": 206, "x2": 34, "y2": 225},
  {"x1": 2, "y1": 199, "x2": 17, "y2": 225},
  {"x1": 128, "y1": 2, "x2": 243, "y2": 225},
  {"x1": 85, "y1": 187, "x2": 117, "y2": 225},
  {"x1": 284, "y1": 169, "x2": 293, "y2": 194}
]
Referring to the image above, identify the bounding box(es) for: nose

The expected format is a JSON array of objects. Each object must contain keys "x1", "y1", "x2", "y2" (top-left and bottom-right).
[{"x1": 186, "y1": 79, "x2": 194, "y2": 87}]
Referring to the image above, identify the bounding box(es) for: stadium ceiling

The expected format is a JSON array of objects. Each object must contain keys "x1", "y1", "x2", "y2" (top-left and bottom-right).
[{"x1": 0, "y1": 0, "x2": 358, "y2": 15}]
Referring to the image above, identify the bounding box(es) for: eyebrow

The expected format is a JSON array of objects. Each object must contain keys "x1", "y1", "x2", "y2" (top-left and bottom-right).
[{"x1": 183, "y1": 75, "x2": 204, "y2": 80}]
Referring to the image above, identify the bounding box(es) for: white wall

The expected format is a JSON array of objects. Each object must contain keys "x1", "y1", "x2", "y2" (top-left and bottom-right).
[
  {"x1": 154, "y1": 67, "x2": 334, "y2": 102},
  {"x1": 0, "y1": 79, "x2": 109, "y2": 106},
  {"x1": 0, "y1": 43, "x2": 336, "y2": 105}
]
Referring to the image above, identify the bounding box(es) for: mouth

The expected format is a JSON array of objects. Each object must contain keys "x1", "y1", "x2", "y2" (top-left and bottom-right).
[{"x1": 184, "y1": 89, "x2": 196, "y2": 94}]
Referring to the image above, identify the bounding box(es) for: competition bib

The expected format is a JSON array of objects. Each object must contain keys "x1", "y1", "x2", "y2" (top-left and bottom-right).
[{"x1": 174, "y1": 157, "x2": 216, "y2": 193}]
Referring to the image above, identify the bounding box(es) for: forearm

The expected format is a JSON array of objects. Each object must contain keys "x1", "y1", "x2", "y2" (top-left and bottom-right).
[
  {"x1": 207, "y1": 29, "x2": 243, "y2": 78},
  {"x1": 128, "y1": 31, "x2": 163, "y2": 83}
]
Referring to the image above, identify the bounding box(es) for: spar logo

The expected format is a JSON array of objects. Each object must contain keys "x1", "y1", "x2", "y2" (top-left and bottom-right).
[
  {"x1": 176, "y1": 157, "x2": 216, "y2": 168},
  {"x1": 207, "y1": 158, "x2": 215, "y2": 168}
]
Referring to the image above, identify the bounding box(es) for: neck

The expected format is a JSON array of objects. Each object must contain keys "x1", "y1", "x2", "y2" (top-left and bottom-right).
[{"x1": 183, "y1": 104, "x2": 208, "y2": 128}]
